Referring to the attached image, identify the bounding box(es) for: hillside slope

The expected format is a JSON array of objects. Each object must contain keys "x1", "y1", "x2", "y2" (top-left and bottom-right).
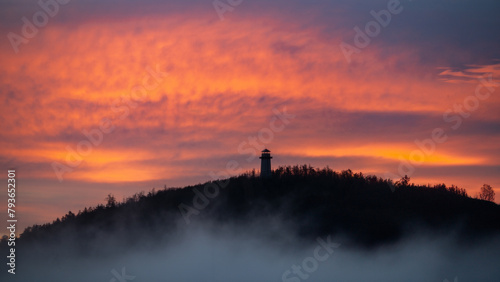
[{"x1": 9, "y1": 165, "x2": 500, "y2": 254}]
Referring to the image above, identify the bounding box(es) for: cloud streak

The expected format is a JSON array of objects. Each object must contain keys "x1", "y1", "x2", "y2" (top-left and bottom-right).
[{"x1": 0, "y1": 0, "x2": 499, "y2": 233}]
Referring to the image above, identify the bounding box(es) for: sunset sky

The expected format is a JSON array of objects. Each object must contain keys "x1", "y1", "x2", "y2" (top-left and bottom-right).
[{"x1": 1, "y1": 0, "x2": 499, "y2": 235}]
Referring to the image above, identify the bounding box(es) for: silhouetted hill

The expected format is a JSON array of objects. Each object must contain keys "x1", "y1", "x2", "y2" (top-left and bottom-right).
[{"x1": 4, "y1": 166, "x2": 500, "y2": 256}]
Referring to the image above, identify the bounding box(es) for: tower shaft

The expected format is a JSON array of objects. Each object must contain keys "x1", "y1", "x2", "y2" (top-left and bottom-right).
[{"x1": 259, "y1": 149, "x2": 272, "y2": 178}]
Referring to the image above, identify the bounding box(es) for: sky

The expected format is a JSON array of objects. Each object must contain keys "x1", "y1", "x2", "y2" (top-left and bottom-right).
[{"x1": 0, "y1": 0, "x2": 499, "y2": 234}]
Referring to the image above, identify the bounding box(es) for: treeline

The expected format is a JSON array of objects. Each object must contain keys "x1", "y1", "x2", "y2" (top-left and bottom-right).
[{"x1": 4, "y1": 165, "x2": 499, "y2": 251}]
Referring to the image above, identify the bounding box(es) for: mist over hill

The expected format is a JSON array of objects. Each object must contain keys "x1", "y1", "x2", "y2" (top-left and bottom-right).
[{"x1": 2, "y1": 166, "x2": 500, "y2": 281}]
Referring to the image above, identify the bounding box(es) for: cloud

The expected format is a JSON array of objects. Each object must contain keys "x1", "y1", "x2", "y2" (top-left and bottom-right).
[{"x1": 0, "y1": 0, "x2": 499, "y2": 234}]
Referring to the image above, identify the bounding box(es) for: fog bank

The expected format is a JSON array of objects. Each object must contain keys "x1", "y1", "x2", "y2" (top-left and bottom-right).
[{"x1": 3, "y1": 221, "x2": 500, "y2": 282}]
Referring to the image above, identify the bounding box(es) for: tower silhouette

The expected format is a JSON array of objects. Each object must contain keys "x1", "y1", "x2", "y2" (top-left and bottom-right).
[{"x1": 259, "y1": 149, "x2": 272, "y2": 178}]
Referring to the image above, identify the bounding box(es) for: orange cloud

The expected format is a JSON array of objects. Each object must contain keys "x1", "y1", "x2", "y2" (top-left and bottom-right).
[{"x1": 0, "y1": 10, "x2": 499, "y2": 238}]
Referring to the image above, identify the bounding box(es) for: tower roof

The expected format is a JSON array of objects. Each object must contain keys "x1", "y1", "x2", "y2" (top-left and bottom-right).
[{"x1": 262, "y1": 149, "x2": 271, "y2": 153}]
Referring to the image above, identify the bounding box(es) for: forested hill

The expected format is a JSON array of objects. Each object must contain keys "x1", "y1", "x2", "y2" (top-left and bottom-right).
[{"x1": 6, "y1": 166, "x2": 500, "y2": 252}]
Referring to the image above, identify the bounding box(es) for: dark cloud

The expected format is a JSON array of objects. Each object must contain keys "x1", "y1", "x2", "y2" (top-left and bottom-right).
[{"x1": 3, "y1": 0, "x2": 498, "y2": 67}]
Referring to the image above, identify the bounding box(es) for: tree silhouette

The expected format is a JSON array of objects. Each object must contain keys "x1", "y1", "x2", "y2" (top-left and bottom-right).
[
  {"x1": 105, "y1": 194, "x2": 117, "y2": 208},
  {"x1": 395, "y1": 175, "x2": 411, "y2": 188},
  {"x1": 478, "y1": 184, "x2": 495, "y2": 202}
]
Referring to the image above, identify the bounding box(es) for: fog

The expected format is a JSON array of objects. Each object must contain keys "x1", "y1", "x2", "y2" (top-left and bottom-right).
[{"x1": 3, "y1": 217, "x2": 500, "y2": 282}]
